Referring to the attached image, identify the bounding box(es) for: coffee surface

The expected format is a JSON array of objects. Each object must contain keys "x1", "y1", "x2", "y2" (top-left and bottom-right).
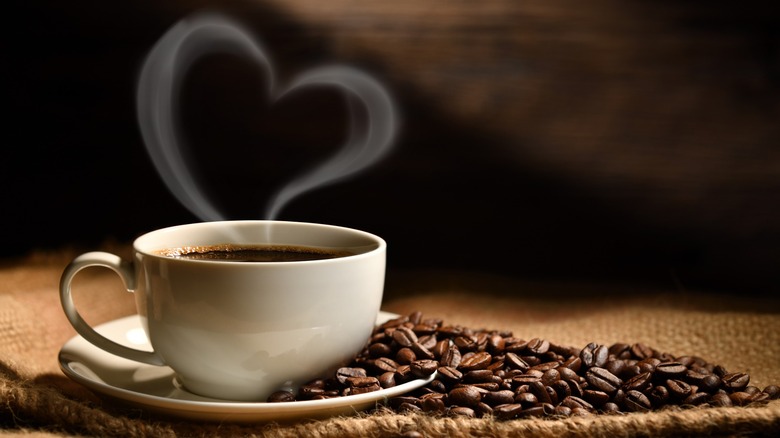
[{"x1": 155, "y1": 244, "x2": 354, "y2": 262}]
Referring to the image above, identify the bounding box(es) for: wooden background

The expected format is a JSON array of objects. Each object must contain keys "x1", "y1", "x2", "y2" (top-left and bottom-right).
[{"x1": 5, "y1": 0, "x2": 779, "y2": 294}]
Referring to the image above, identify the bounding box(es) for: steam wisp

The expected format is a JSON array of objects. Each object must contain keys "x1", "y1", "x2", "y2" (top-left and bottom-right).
[{"x1": 136, "y1": 12, "x2": 398, "y2": 222}]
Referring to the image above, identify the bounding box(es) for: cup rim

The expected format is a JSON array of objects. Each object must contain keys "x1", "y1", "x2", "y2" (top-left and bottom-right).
[{"x1": 133, "y1": 220, "x2": 386, "y2": 265}]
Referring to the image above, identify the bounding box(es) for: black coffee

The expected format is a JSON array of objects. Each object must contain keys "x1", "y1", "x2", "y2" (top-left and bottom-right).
[{"x1": 155, "y1": 244, "x2": 354, "y2": 262}]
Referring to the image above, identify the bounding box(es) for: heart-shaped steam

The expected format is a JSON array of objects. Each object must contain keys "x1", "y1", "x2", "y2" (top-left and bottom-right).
[{"x1": 136, "y1": 12, "x2": 398, "y2": 221}]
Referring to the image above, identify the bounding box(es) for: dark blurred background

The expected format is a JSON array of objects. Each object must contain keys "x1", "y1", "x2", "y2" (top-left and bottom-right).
[{"x1": 5, "y1": 0, "x2": 780, "y2": 294}]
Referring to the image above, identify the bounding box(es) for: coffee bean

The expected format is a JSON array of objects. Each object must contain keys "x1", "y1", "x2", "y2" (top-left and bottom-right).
[
  {"x1": 285, "y1": 310, "x2": 778, "y2": 419},
  {"x1": 630, "y1": 343, "x2": 655, "y2": 360},
  {"x1": 625, "y1": 390, "x2": 652, "y2": 412},
  {"x1": 267, "y1": 390, "x2": 295, "y2": 402},
  {"x1": 454, "y1": 335, "x2": 478, "y2": 351},
  {"x1": 483, "y1": 390, "x2": 515, "y2": 406},
  {"x1": 411, "y1": 342, "x2": 435, "y2": 360},
  {"x1": 505, "y1": 352, "x2": 530, "y2": 372},
  {"x1": 395, "y1": 348, "x2": 416, "y2": 365},
  {"x1": 440, "y1": 345, "x2": 462, "y2": 368},
  {"x1": 649, "y1": 385, "x2": 669, "y2": 406},
  {"x1": 494, "y1": 403, "x2": 524, "y2": 419},
  {"x1": 542, "y1": 368, "x2": 561, "y2": 386},
  {"x1": 336, "y1": 367, "x2": 367, "y2": 385},
  {"x1": 655, "y1": 362, "x2": 687, "y2": 379},
  {"x1": 763, "y1": 385, "x2": 780, "y2": 399},
  {"x1": 586, "y1": 367, "x2": 622, "y2": 394},
  {"x1": 459, "y1": 351, "x2": 492, "y2": 371},
  {"x1": 514, "y1": 391, "x2": 538, "y2": 407},
  {"x1": 488, "y1": 334, "x2": 506, "y2": 354},
  {"x1": 437, "y1": 366, "x2": 463, "y2": 384},
  {"x1": 624, "y1": 371, "x2": 652, "y2": 392},
  {"x1": 410, "y1": 359, "x2": 438, "y2": 378},
  {"x1": 708, "y1": 392, "x2": 733, "y2": 407},
  {"x1": 392, "y1": 326, "x2": 418, "y2": 347},
  {"x1": 722, "y1": 372, "x2": 750, "y2": 391},
  {"x1": 368, "y1": 343, "x2": 393, "y2": 358},
  {"x1": 526, "y1": 338, "x2": 550, "y2": 355},
  {"x1": 448, "y1": 385, "x2": 482, "y2": 406},
  {"x1": 378, "y1": 371, "x2": 396, "y2": 388},
  {"x1": 373, "y1": 357, "x2": 399, "y2": 373},
  {"x1": 580, "y1": 343, "x2": 609, "y2": 368},
  {"x1": 583, "y1": 389, "x2": 610, "y2": 406},
  {"x1": 683, "y1": 392, "x2": 709, "y2": 406},
  {"x1": 666, "y1": 379, "x2": 692, "y2": 399}
]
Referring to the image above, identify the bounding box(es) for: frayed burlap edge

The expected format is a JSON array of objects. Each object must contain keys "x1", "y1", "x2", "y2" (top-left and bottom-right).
[{"x1": 3, "y1": 359, "x2": 779, "y2": 438}]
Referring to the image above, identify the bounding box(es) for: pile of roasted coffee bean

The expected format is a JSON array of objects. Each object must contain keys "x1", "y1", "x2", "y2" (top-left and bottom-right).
[{"x1": 267, "y1": 311, "x2": 779, "y2": 418}]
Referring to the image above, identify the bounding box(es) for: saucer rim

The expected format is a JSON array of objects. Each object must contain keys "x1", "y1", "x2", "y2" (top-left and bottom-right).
[{"x1": 58, "y1": 311, "x2": 435, "y2": 421}]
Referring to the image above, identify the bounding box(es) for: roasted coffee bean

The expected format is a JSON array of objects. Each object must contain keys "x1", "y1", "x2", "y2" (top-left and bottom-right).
[
  {"x1": 440, "y1": 345, "x2": 462, "y2": 368},
  {"x1": 526, "y1": 338, "x2": 550, "y2": 355},
  {"x1": 421, "y1": 395, "x2": 446, "y2": 413},
  {"x1": 494, "y1": 403, "x2": 524, "y2": 419},
  {"x1": 655, "y1": 362, "x2": 687, "y2": 379},
  {"x1": 396, "y1": 348, "x2": 416, "y2": 365},
  {"x1": 368, "y1": 343, "x2": 393, "y2": 358},
  {"x1": 429, "y1": 379, "x2": 447, "y2": 393},
  {"x1": 378, "y1": 371, "x2": 396, "y2": 388},
  {"x1": 529, "y1": 381, "x2": 553, "y2": 405},
  {"x1": 586, "y1": 367, "x2": 622, "y2": 394},
  {"x1": 432, "y1": 339, "x2": 450, "y2": 358},
  {"x1": 541, "y1": 368, "x2": 561, "y2": 386},
  {"x1": 488, "y1": 334, "x2": 506, "y2": 354},
  {"x1": 605, "y1": 359, "x2": 625, "y2": 377},
  {"x1": 708, "y1": 392, "x2": 733, "y2": 407},
  {"x1": 437, "y1": 366, "x2": 463, "y2": 384},
  {"x1": 392, "y1": 326, "x2": 418, "y2": 347},
  {"x1": 336, "y1": 367, "x2": 367, "y2": 385},
  {"x1": 625, "y1": 390, "x2": 652, "y2": 412},
  {"x1": 649, "y1": 385, "x2": 670, "y2": 406},
  {"x1": 552, "y1": 379, "x2": 573, "y2": 400},
  {"x1": 637, "y1": 357, "x2": 660, "y2": 374},
  {"x1": 601, "y1": 402, "x2": 620, "y2": 414},
  {"x1": 624, "y1": 371, "x2": 652, "y2": 392},
  {"x1": 667, "y1": 379, "x2": 692, "y2": 399},
  {"x1": 448, "y1": 385, "x2": 482, "y2": 406},
  {"x1": 583, "y1": 389, "x2": 610, "y2": 406},
  {"x1": 630, "y1": 343, "x2": 655, "y2": 360},
  {"x1": 561, "y1": 396, "x2": 593, "y2": 411},
  {"x1": 763, "y1": 385, "x2": 780, "y2": 399},
  {"x1": 562, "y1": 356, "x2": 583, "y2": 372},
  {"x1": 580, "y1": 343, "x2": 609, "y2": 368},
  {"x1": 411, "y1": 342, "x2": 435, "y2": 360},
  {"x1": 448, "y1": 406, "x2": 476, "y2": 417},
  {"x1": 459, "y1": 351, "x2": 492, "y2": 371},
  {"x1": 683, "y1": 392, "x2": 709, "y2": 406},
  {"x1": 722, "y1": 372, "x2": 750, "y2": 391},
  {"x1": 395, "y1": 365, "x2": 413, "y2": 383},
  {"x1": 483, "y1": 390, "x2": 515, "y2": 406},
  {"x1": 730, "y1": 391, "x2": 753, "y2": 406},
  {"x1": 464, "y1": 369, "x2": 495, "y2": 383},
  {"x1": 454, "y1": 335, "x2": 478, "y2": 351},
  {"x1": 505, "y1": 352, "x2": 530, "y2": 372},
  {"x1": 410, "y1": 359, "x2": 438, "y2": 378},
  {"x1": 608, "y1": 343, "x2": 631, "y2": 359},
  {"x1": 282, "y1": 310, "x2": 778, "y2": 419},
  {"x1": 699, "y1": 374, "x2": 721, "y2": 393},
  {"x1": 372, "y1": 357, "x2": 399, "y2": 373},
  {"x1": 267, "y1": 390, "x2": 296, "y2": 403}
]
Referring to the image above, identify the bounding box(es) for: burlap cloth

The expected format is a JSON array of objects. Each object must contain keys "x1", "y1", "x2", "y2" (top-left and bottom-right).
[{"x1": 2, "y1": 247, "x2": 779, "y2": 437}]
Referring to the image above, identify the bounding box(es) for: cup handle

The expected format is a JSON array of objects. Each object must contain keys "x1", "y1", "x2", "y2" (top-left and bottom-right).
[{"x1": 59, "y1": 251, "x2": 165, "y2": 366}]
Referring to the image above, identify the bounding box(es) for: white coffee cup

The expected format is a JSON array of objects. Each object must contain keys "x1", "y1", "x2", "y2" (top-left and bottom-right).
[{"x1": 59, "y1": 220, "x2": 386, "y2": 401}]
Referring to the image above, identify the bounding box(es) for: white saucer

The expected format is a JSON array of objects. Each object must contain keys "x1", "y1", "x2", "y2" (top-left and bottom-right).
[{"x1": 58, "y1": 311, "x2": 435, "y2": 423}]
